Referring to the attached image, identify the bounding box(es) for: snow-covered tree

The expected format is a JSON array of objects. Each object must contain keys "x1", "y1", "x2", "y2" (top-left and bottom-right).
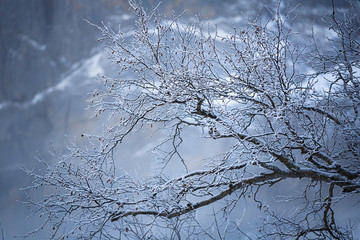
[{"x1": 25, "y1": 1, "x2": 359, "y2": 239}]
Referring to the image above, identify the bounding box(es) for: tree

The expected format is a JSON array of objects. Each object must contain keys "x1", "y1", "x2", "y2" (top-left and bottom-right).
[{"x1": 24, "y1": 1, "x2": 360, "y2": 239}]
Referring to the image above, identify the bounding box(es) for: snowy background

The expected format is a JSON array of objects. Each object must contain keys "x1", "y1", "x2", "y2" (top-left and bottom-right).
[{"x1": 0, "y1": 0, "x2": 355, "y2": 238}]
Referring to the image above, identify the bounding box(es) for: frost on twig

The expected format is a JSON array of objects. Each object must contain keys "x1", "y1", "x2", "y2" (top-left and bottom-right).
[{"x1": 24, "y1": 1, "x2": 359, "y2": 239}]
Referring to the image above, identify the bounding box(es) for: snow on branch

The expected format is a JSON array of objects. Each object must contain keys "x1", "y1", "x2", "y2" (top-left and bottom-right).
[{"x1": 24, "y1": 1, "x2": 360, "y2": 239}]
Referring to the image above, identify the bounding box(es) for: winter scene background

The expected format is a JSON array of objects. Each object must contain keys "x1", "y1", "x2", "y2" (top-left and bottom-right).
[{"x1": 0, "y1": 0, "x2": 359, "y2": 239}]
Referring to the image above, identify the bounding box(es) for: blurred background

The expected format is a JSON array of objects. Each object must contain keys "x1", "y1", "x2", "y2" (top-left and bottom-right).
[{"x1": 0, "y1": 0, "x2": 355, "y2": 238}]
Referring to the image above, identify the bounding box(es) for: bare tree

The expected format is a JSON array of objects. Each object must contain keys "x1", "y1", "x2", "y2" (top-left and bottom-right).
[{"x1": 24, "y1": 1, "x2": 359, "y2": 239}]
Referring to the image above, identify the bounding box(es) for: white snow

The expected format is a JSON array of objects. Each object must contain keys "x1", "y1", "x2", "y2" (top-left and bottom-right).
[
  {"x1": 21, "y1": 35, "x2": 47, "y2": 51},
  {"x1": 85, "y1": 52, "x2": 105, "y2": 78},
  {"x1": 0, "y1": 51, "x2": 105, "y2": 111}
]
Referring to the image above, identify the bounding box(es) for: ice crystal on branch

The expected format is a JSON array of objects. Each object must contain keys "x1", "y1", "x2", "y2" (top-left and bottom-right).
[{"x1": 25, "y1": 1, "x2": 359, "y2": 239}]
